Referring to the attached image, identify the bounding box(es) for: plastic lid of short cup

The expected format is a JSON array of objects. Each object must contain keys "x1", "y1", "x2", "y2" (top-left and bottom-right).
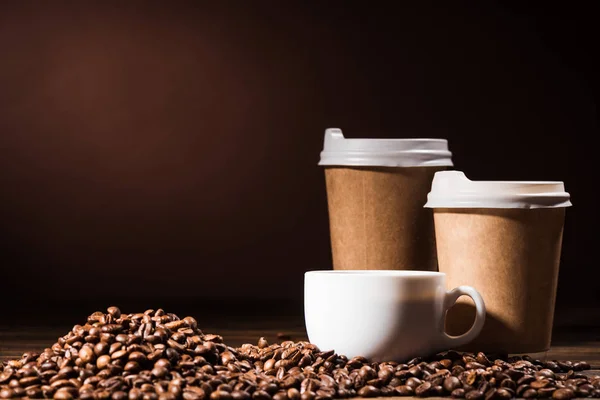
[
  {"x1": 424, "y1": 171, "x2": 572, "y2": 209},
  {"x1": 318, "y1": 128, "x2": 454, "y2": 167}
]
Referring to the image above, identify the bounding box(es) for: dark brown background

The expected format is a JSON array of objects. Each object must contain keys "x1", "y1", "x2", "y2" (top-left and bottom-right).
[{"x1": 0, "y1": 2, "x2": 597, "y2": 322}]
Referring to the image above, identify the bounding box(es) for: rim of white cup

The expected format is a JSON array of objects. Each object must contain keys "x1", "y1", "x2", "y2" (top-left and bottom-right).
[{"x1": 305, "y1": 270, "x2": 444, "y2": 277}]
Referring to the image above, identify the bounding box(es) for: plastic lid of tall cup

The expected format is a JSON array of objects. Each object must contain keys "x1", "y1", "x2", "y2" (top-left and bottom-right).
[
  {"x1": 424, "y1": 171, "x2": 572, "y2": 209},
  {"x1": 318, "y1": 128, "x2": 454, "y2": 167}
]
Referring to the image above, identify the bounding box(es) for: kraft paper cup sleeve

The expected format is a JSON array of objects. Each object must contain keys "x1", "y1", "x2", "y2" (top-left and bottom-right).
[
  {"x1": 319, "y1": 128, "x2": 454, "y2": 272},
  {"x1": 434, "y1": 207, "x2": 566, "y2": 353}
]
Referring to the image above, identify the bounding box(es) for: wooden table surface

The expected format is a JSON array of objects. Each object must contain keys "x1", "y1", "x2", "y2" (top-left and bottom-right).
[{"x1": 2, "y1": 312, "x2": 599, "y2": 398}]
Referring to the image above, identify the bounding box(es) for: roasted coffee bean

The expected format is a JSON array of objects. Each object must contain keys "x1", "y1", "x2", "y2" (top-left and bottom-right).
[
  {"x1": 18, "y1": 375, "x2": 40, "y2": 386},
  {"x1": 212, "y1": 390, "x2": 234, "y2": 400},
  {"x1": 394, "y1": 369, "x2": 412, "y2": 380},
  {"x1": 431, "y1": 385, "x2": 444, "y2": 396},
  {"x1": 386, "y1": 377, "x2": 401, "y2": 387},
  {"x1": 451, "y1": 388, "x2": 466, "y2": 398},
  {"x1": 286, "y1": 388, "x2": 300, "y2": 400},
  {"x1": 395, "y1": 385, "x2": 414, "y2": 396},
  {"x1": 479, "y1": 380, "x2": 492, "y2": 394},
  {"x1": 152, "y1": 367, "x2": 169, "y2": 379},
  {"x1": 571, "y1": 362, "x2": 585, "y2": 371},
  {"x1": 409, "y1": 366, "x2": 423, "y2": 378},
  {"x1": 543, "y1": 362, "x2": 559, "y2": 372},
  {"x1": 577, "y1": 383, "x2": 594, "y2": 396},
  {"x1": 496, "y1": 377, "x2": 513, "y2": 390},
  {"x1": 113, "y1": 391, "x2": 128, "y2": 400},
  {"x1": 153, "y1": 359, "x2": 171, "y2": 370},
  {"x1": 552, "y1": 388, "x2": 574, "y2": 400},
  {"x1": 274, "y1": 367, "x2": 285, "y2": 380},
  {"x1": 272, "y1": 392, "x2": 288, "y2": 400},
  {"x1": 281, "y1": 376, "x2": 298, "y2": 390},
  {"x1": 475, "y1": 353, "x2": 491, "y2": 366},
  {"x1": 405, "y1": 377, "x2": 422, "y2": 389},
  {"x1": 358, "y1": 366, "x2": 377, "y2": 381},
  {"x1": 96, "y1": 355, "x2": 111, "y2": 369},
  {"x1": 557, "y1": 361, "x2": 572, "y2": 372},
  {"x1": 466, "y1": 362, "x2": 487, "y2": 370},
  {"x1": 364, "y1": 377, "x2": 382, "y2": 388},
  {"x1": 95, "y1": 342, "x2": 110, "y2": 356},
  {"x1": 536, "y1": 369, "x2": 555, "y2": 379},
  {"x1": 128, "y1": 388, "x2": 144, "y2": 400},
  {"x1": 256, "y1": 338, "x2": 269, "y2": 349},
  {"x1": 444, "y1": 376, "x2": 461, "y2": 393},
  {"x1": 218, "y1": 385, "x2": 233, "y2": 394},
  {"x1": 0, "y1": 372, "x2": 13, "y2": 386},
  {"x1": 462, "y1": 355, "x2": 476, "y2": 363},
  {"x1": 26, "y1": 386, "x2": 43, "y2": 398},
  {"x1": 486, "y1": 388, "x2": 512, "y2": 400},
  {"x1": 424, "y1": 361, "x2": 441, "y2": 372},
  {"x1": 462, "y1": 370, "x2": 478, "y2": 386},
  {"x1": 78, "y1": 345, "x2": 96, "y2": 364},
  {"x1": 262, "y1": 383, "x2": 279, "y2": 396},
  {"x1": 577, "y1": 361, "x2": 590, "y2": 370},
  {"x1": 377, "y1": 368, "x2": 393, "y2": 384},
  {"x1": 518, "y1": 375, "x2": 536, "y2": 386},
  {"x1": 356, "y1": 385, "x2": 379, "y2": 397},
  {"x1": 538, "y1": 387, "x2": 557, "y2": 397},
  {"x1": 107, "y1": 307, "x2": 122, "y2": 319},
  {"x1": 415, "y1": 382, "x2": 432, "y2": 397},
  {"x1": 465, "y1": 390, "x2": 484, "y2": 400},
  {"x1": 428, "y1": 370, "x2": 450, "y2": 385},
  {"x1": 11, "y1": 387, "x2": 24, "y2": 398},
  {"x1": 505, "y1": 369, "x2": 525, "y2": 381},
  {"x1": 531, "y1": 379, "x2": 551, "y2": 389},
  {"x1": 128, "y1": 351, "x2": 148, "y2": 364},
  {"x1": 407, "y1": 357, "x2": 423, "y2": 366},
  {"x1": 263, "y1": 359, "x2": 276, "y2": 372},
  {"x1": 125, "y1": 361, "x2": 141, "y2": 373},
  {"x1": 253, "y1": 391, "x2": 272, "y2": 400},
  {"x1": 233, "y1": 391, "x2": 252, "y2": 400},
  {"x1": 112, "y1": 349, "x2": 129, "y2": 361}
]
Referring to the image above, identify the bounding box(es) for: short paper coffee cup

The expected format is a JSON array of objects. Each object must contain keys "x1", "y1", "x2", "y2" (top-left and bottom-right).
[{"x1": 425, "y1": 170, "x2": 571, "y2": 353}]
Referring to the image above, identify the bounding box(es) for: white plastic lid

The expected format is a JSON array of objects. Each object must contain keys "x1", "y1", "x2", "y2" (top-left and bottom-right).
[
  {"x1": 424, "y1": 171, "x2": 572, "y2": 209},
  {"x1": 318, "y1": 128, "x2": 453, "y2": 167}
]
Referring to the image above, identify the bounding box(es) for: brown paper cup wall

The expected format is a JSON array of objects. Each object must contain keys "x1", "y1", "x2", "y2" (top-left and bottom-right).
[
  {"x1": 318, "y1": 128, "x2": 454, "y2": 272},
  {"x1": 425, "y1": 171, "x2": 572, "y2": 354},
  {"x1": 325, "y1": 166, "x2": 445, "y2": 271},
  {"x1": 435, "y1": 207, "x2": 565, "y2": 353}
]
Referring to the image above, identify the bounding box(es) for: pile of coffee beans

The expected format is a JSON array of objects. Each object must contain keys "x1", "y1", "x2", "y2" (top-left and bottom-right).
[{"x1": 1, "y1": 307, "x2": 597, "y2": 400}]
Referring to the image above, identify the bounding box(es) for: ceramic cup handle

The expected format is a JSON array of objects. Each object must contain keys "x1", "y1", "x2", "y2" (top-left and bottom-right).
[{"x1": 440, "y1": 286, "x2": 486, "y2": 348}]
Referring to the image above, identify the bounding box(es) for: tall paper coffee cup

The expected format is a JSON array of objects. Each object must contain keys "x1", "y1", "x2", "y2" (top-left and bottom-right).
[
  {"x1": 319, "y1": 128, "x2": 453, "y2": 271},
  {"x1": 425, "y1": 171, "x2": 572, "y2": 353}
]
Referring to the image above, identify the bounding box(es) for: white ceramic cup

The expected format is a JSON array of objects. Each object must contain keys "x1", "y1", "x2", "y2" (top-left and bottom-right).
[{"x1": 304, "y1": 270, "x2": 486, "y2": 362}]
